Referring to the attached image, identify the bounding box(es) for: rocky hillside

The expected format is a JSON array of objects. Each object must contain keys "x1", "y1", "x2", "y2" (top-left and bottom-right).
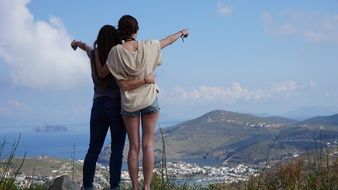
[
  {"x1": 100, "y1": 110, "x2": 338, "y2": 165},
  {"x1": 152, "y1": 110, "x2": 338, "y2": 164},
  {"x1": 153, "y1": 110, "x2": 285, "y2": 163}
]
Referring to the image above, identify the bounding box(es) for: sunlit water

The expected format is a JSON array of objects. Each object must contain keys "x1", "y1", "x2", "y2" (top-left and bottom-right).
[
  {"x1": 0, "y1": 124, "x2": 222, "y2": 167},
  {"x1": 1, "y1": 124, "x2": 94, "y2": 160}
]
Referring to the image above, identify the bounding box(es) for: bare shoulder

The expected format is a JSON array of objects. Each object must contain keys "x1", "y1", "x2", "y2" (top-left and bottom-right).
[{"x1": 122, "y1": 41, "x2": 138, "y2": 52}]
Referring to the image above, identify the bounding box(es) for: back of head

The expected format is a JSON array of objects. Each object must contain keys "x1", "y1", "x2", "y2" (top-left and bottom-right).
[
  {"x1": 91, "y1": 25, "x2": 121, "y2": 91},
  {"x1": 118, "y1": 15, "x2": 139, "y2": 41},
  {"x1": 94, "y1": 25, "x2": 121, "y2": 63}
]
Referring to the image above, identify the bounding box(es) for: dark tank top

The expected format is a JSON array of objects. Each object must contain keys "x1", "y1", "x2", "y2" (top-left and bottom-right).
[{"x1": 89, "y1": 50, "x2": 120, "y2": 100}]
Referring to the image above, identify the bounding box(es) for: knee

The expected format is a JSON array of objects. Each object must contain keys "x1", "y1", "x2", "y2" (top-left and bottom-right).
[
  {"x1": 110, "y1": 142, "x2": 125, "y2": 153},
  {"x1": 129, "y1": 143, "x2": 140, "y2": 154},
  {"x1": 87, "y1": 144, "x2": 102, "y2": 155},
  {"x1": 142, "y1": 143, "x2": 153, "y2": 152}
]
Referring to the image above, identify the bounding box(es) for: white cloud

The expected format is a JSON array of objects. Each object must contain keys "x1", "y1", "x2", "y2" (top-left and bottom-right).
[
  {"x1": 309, "y1": 80, "x2": 316, "y2": 88},
  {"x1": 0, "y1": 99, "x2": 28, "y2": 115},
  {"x1": 0, "y1": 0, "x2": 90, "y2": 89},
  {"x1": 270, "y1": 80, "x2": 299, "y2": 95},
  {"x1": 303, "y1": 30, "x2": 324, "y2": 43},
  {"x1": 160, "y1": 80, "x2": 310, "y2": 105},
  {"x1": 261, "y1": 11, "x2": 338, "y2": 44},
  {"x1": 160, "y1": 83, "x2": 266, "y2": 105},
  {"x1": 261, "y1": 12, "x2": 297, "y2": 37},
  {"x1": 8, "y1": 100, "x2": 27, "y2": 109},
  {"x1": 218, "y1": 2, "x2": 232, "y2": 16}
]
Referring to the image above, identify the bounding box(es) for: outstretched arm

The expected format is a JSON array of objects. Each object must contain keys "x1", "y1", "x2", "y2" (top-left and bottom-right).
[
  {"x1": 71, "y1": 39, "x2": 154, "y2": 91},
  {"x1": 71, "y1": 40, "x2": 92, "y2": 58},
  {"x1": 116, "y1": 74, "x2": 156, "y2": 92},
  {"x1": 160, "y1": 29, "x2": 189, "y2": 49}
]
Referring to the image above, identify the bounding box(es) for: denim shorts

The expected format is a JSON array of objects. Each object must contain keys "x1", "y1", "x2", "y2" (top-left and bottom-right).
[{"x1": 121, "y1": 97, "x2": 160, "y2": 117}]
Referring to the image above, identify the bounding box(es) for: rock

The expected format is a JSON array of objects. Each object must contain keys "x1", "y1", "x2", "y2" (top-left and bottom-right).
[{"x1": 48, "y1": 175, "x2": 81, "y2": 190}]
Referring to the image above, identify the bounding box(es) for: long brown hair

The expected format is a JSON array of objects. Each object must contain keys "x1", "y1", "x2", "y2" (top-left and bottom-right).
[{"x1": 93, "y1": 25, "x2": 121, "y2": 65}]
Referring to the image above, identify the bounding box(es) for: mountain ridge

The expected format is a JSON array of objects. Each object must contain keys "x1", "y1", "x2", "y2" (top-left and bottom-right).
[
  {"x1": 99, "y1": 109, "x2": 338, "y2": 165},
  {"x1": 152, "y1": 110, "x2": 338, "y2": 164},
  {"x1": 300, "y1": 113, "x2": 338, "y2": 126}
]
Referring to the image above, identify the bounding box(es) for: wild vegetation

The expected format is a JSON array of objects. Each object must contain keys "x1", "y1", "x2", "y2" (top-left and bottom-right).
[
  {"x1": 0, "y1": 135, "x2": 49, "y2": 190},
  {"x1": 1, "y1": 110, "x2": 338, "y2": 189},
  {"x1": 144, "y1": 133, "x2": 338, "y2": 190},
  {"x1": 1, "y1": 138, "x2": 337, "y2": 190}
]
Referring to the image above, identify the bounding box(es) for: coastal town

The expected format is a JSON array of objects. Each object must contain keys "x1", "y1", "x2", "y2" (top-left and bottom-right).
[
  {"x1": 6, "y1": 156, "x2": 258, "y2": 189},
  {"x1": 120, "y1": 161, "x2": 258, "y2": 186},
  {"x1": 4, "y1": 146, "x2": 338, "y2": 189}
]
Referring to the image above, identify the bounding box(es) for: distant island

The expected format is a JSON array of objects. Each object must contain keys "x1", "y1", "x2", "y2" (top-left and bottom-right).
[{"x1": 32, "y1": 125, "x2": 68, "y2": 132}]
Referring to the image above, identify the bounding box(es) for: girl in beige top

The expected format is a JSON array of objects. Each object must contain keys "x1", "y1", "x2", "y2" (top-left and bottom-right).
[{"x1": 106, "y1": 15, "x2": 188, "y2": 190}]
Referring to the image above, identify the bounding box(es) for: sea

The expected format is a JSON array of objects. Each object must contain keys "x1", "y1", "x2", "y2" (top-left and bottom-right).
[
  {"x1": 1, "y1": 124, "x2": 92, "y2": 161},
  {"x1": 0, "y1": 123, "x2": 223, "y2": 169}
]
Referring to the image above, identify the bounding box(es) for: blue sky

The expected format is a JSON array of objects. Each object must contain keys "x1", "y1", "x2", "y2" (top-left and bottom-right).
[{"x1": 1, "y1": 0, "x2": 338, "y2": 125}]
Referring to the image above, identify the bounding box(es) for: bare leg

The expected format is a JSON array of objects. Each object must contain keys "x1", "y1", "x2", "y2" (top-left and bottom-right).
[
  {"x1": 123, "y1": 116, "x2": 140, "y2": 190},
  {"x1": 141, "y1": 112, "x2": 159, "y2": 190}
]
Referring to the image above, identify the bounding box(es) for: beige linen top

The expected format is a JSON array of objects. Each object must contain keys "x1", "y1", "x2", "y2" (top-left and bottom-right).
[{"x1": 106, "y1": 40, "x2": 162, "y2": 112}]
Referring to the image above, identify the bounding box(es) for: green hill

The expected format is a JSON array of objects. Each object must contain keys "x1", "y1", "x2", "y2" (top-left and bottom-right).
[
  {"x1": 152, "y1": 110, "x2": 338, "y2": 165},
  {"x1": 300, "y1": 113, "x2": 338, "y2": 126},
  {"x1": 99, "y1": 110, "x2": 338, "y2": 166}
]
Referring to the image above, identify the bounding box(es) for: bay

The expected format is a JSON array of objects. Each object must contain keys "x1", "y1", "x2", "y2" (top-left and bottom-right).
[
  {"x1": 0, "y1": 124, "x2": 222, "y2": 168},
  {"x1": 0, "y1": 124, "x2": 98, "y2": 160}
]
